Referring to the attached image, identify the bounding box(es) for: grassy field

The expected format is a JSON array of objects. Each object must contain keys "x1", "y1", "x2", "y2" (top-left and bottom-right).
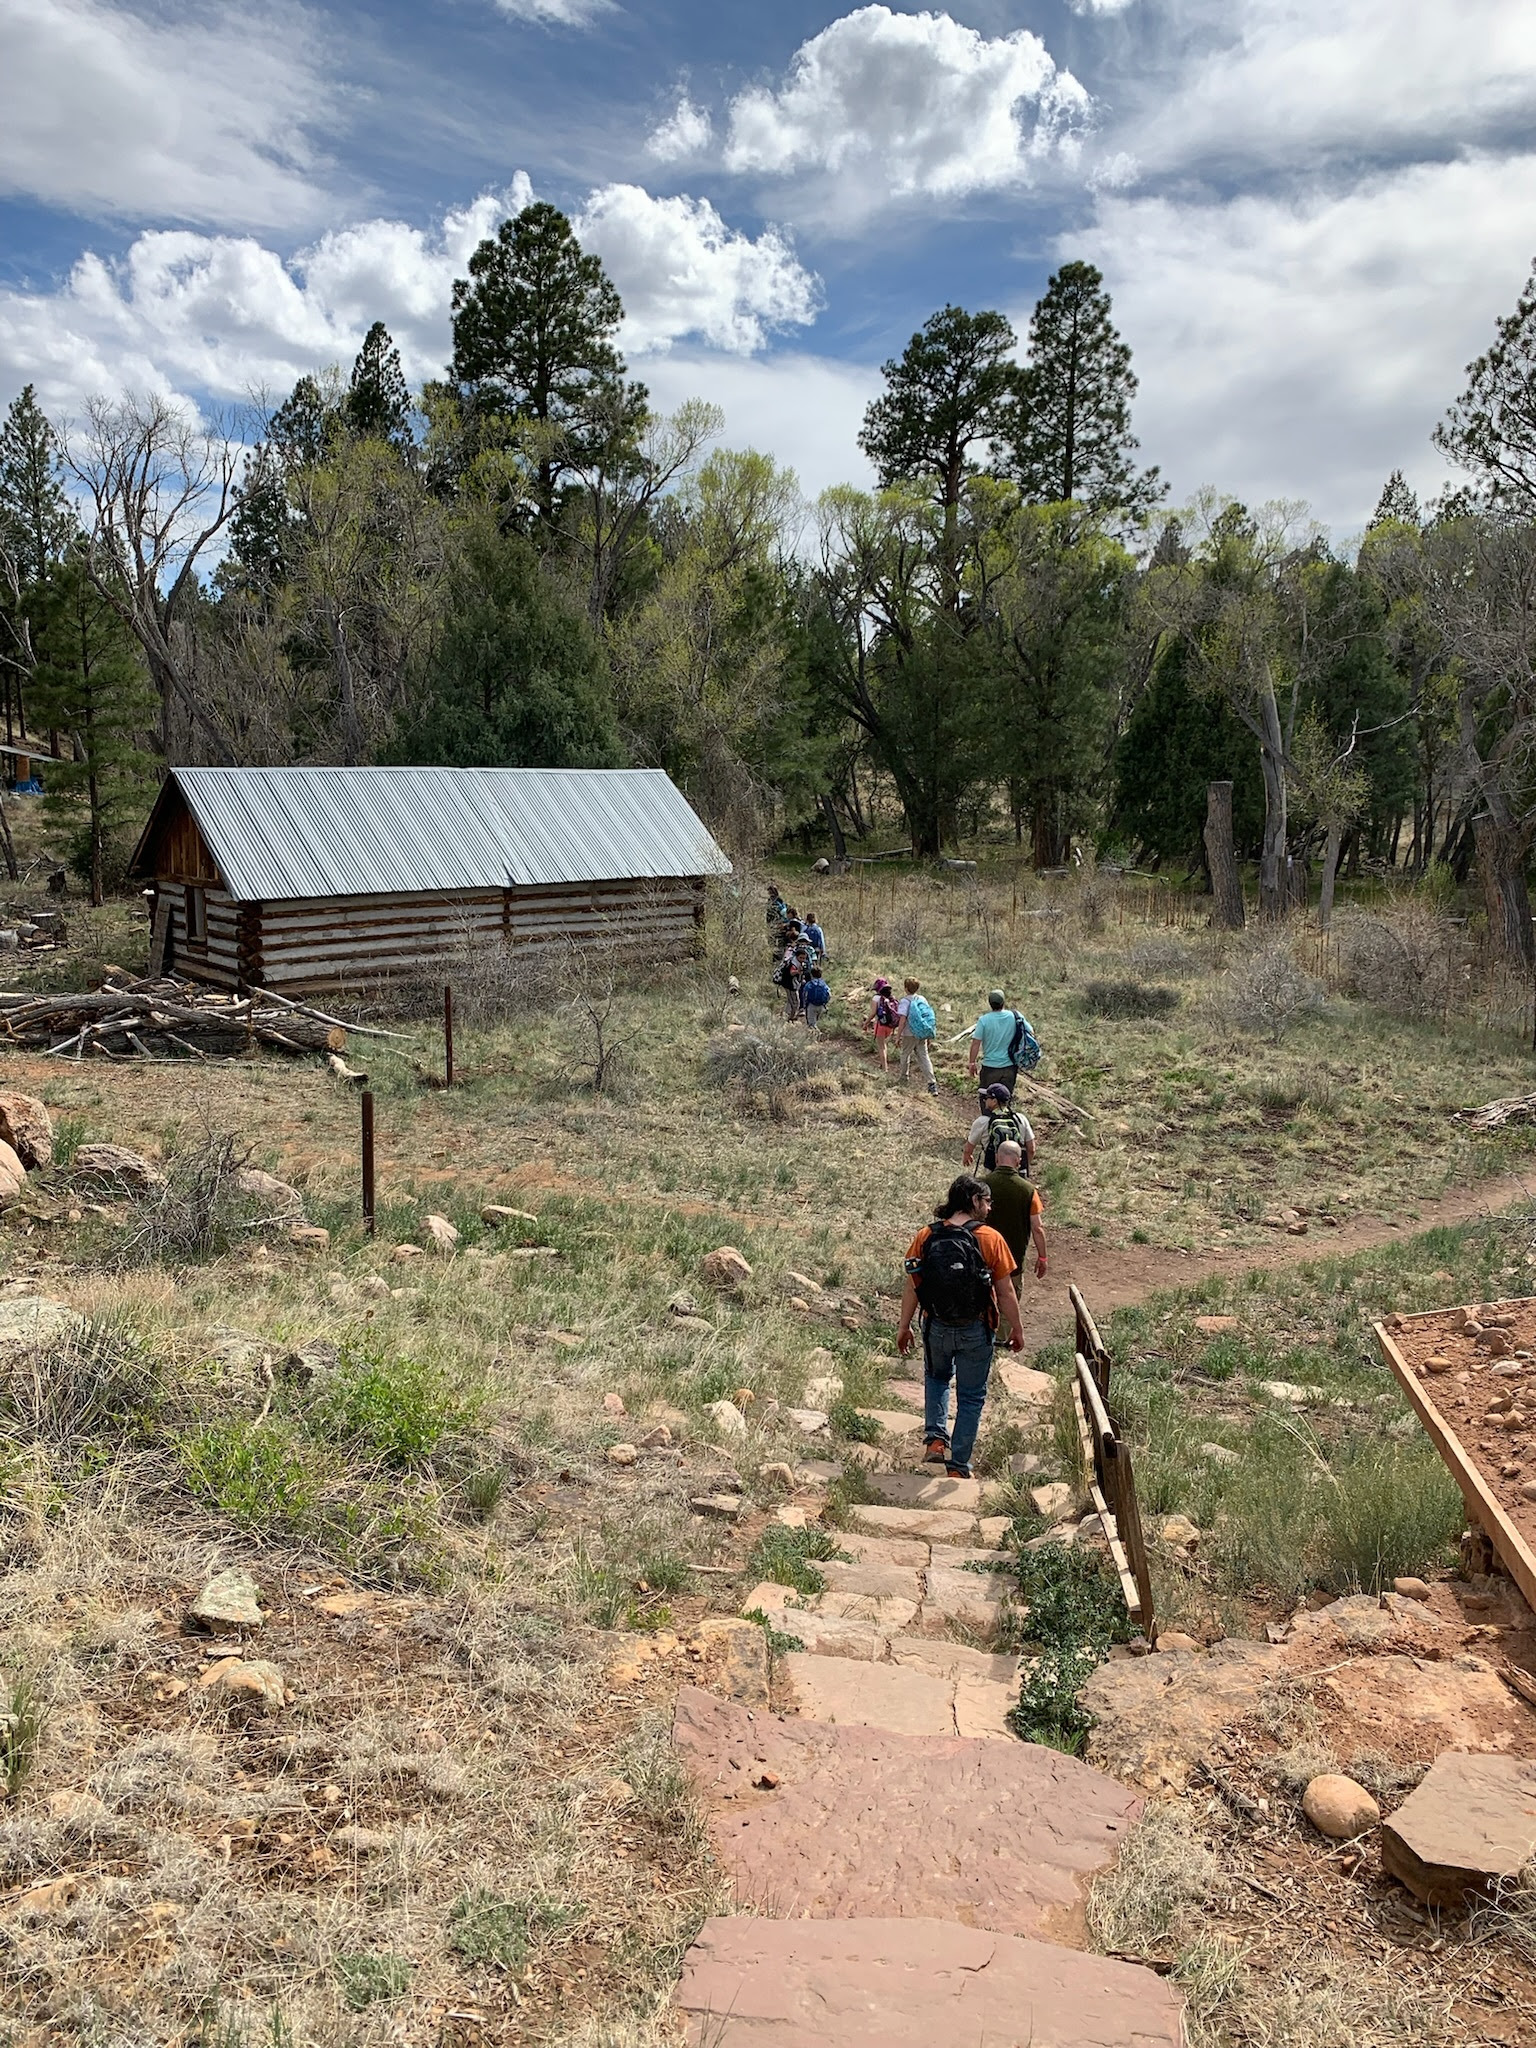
[{"x1": 0, "y1": 860, "x2": 1533, "y2": 2044}]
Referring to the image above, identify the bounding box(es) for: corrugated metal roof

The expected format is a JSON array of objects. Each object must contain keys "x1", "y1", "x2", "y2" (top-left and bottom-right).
[{"x1": 160, "y1": 766, "x2": 732, "y2": 903}]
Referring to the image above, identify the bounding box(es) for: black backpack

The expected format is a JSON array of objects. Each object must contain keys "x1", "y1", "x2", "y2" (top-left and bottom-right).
[
  {"x1": 908, "y1": 1220, "x2": 996, "y2": 1327},
  {"x1": 982, "y1": 1109, "x2": 1026, "y2": 1170}
]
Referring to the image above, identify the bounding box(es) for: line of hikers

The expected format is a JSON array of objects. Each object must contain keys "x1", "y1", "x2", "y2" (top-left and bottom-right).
[{"x1": 768, "y1": 886, "x2": 832, "y2": 1029}]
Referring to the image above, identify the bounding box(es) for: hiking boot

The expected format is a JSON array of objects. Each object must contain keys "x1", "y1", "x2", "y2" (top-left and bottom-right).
[
  {"x1": 923, "y1": 1436, "x2": 948, "y2": 1464},
  {"x1": 945, "y1": 1462, "x2": 973, "y2": 1480}
]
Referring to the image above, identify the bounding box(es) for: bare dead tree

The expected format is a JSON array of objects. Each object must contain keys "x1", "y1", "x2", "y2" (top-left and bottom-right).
[{"x1": 66, "y1": 394, "x2": 242, "y2": 762}]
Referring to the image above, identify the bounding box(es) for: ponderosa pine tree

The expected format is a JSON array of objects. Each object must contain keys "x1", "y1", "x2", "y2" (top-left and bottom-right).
[
  {"x1": 1005, "y1": 262, "x2": 1161, "y2": 517},
  {"x1": 1370, "y1": 469, "x2": 1422, "y2": 529},
  {"x1": 857, "y1": 305, "x2": 1018, "y2": 605},
  {"x1": 1435, "y1": 259, "x2": 1536, "y2": 513},
  {"x1": 0, "y1": 385, "x2": 75, "y2": 744},
  {"x1": 347, "y1": 322, "x2": 413, "y2": 448},
  {"x1": 450, "y1": 202, "x2": 629, "y2": 520}
]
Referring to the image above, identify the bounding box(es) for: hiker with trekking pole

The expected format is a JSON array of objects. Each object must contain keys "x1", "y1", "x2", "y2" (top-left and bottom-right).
[{"x1": 895, "y1": 1174, "x2": 1025, "y2": 1481}]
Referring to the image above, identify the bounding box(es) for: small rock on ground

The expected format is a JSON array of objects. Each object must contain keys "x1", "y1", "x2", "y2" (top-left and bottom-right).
[
  {"x1": 424, "y1": 1214, "x2": 460, "y2": 1253},
  {"x1": 188, "y1": 1568, "x2": 263, "y2": 1633},
  {"x1": 691, "y1": 1494, "x2": 743, "y2": 1521},
  {"x1": 1302, "y1": 1774, "x2": 1380, "y2": 1839},
  {"x1": 702, "y1": 1246, "x2": 753, "y2": 1289},
  {"x1": 200, "y1": 1657, "x2": 286, "y2": 1713},
  {"x1": 0, "y1": 1091, "x2": 52, "y2": 1169},
  {"x1": 607, "y1": 1444, "x2": 638, "y2": 1467},
  {"x1": 707, "y1": 1399, "x2": 748, "y2": 1438},
  {"x1": 72, "y1": 1142, "x2": 165, "y2": 1191},
  {"x1": 1031, "y1": 1482, "x2": 1074, "y2": 1520}
]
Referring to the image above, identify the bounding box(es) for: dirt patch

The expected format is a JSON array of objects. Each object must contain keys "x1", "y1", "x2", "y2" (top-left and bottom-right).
[{"x1": 1388, "y1": 1295, "x2": 1536, "y2": 1553}]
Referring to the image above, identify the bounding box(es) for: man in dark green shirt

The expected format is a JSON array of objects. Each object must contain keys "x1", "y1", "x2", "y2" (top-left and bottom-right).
[{"x1": 983, "y1": 1141, "x2": 1047, "y2": 1285}]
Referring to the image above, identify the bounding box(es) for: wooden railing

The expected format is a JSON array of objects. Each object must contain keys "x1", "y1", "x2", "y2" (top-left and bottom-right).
[{"x1": 1068, "y1": 1283, "x2": 1157, "y2": 1642}]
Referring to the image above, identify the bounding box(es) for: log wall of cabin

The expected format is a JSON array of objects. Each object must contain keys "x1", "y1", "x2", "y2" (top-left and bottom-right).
[{"x1": 150, "y1": 875, "x2": 707, "y2": 992}]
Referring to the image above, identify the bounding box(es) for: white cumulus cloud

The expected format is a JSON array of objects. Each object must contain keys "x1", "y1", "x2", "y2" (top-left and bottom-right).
[
  {"x1": 0, "y1": 176, "x2": 820, "y2": 419},
  {"x1": 720, "y1": 5, "x2": 1090, "y2": 225},
  {"x1": 647, "y1": 95, "x2": 714, "y2": 163},
  {"x1": 575, "y1": 185, "x2": 820, "y2": 354},
  {"x1": 637, "y1": 348, "x2": 878, "y2": 503},
  {"x1": 0, "y1": 0, "x2": 339, "y2": 229},
  {"x1": 491, "y1": 0, "x2": 613, "y2": 24},
  {"x1": 1071, "y1": 151, "x2": 1536, "y2": 534}
]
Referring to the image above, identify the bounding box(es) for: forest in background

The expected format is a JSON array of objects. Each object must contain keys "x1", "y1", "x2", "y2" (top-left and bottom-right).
[{"x1": 2, "y1": 199, "x2": 1536, "y2": 957}]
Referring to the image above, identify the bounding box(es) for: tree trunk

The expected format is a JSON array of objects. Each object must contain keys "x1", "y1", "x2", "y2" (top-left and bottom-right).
[
  {"x1": 818, "y1": 793, "x2": 847, "y2": 861},
  {"x1": 1317, "y1": 819, "x2": 1344, "y2": 931},
  {"x1": 1203, "y1": 780, "x2": 1244, "y2": 929},
  {"x1": 1473, "y1": 812, "x2": 1536, "y2": 965},
  {"x1": 1255, "y1": 685, "x2": 1288, "y2": 919},
  {"x1": 0, "y1": 789, "x2": 18, "y2": 884}
]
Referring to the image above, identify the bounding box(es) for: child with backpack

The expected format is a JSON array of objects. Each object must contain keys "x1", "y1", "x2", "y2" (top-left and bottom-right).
[
  {"x1": 895, "y1": 1174, "x2": 1024, "y2": 1479},
  {"x1": 863, "y1": 977, "x2": 901, "y2": 1072},
  {"x1": 897, "y1": 976, "x2": 939, "y2": 1095},
  {"x1": 800, "y1": 966, "x2": 831, "y2": 1030}
]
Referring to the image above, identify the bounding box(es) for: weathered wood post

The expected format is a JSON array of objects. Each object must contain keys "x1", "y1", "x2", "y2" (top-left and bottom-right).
[
  {"x1": 443, "y1": 983, "x2": 455, "y2": 1088},
  {"x1": 361, "y1": 1089, "x2": 375, "y2": 1237},
  {"x1": 1204, "y1": 781, "x2": 1245, "y2": 930}
]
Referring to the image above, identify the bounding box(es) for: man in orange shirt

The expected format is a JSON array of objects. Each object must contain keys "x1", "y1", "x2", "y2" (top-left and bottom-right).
[{"x1": 896, "y1": 1175, "x2": 1024, "y2": 1480}]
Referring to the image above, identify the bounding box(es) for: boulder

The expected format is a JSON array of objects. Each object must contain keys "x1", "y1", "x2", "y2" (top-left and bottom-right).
[
  {"x1": 692, "y1": 1494, "x2": 744, "y2": 1521},
  {"x1": 1302, "y1": 1774, "x2": 1380, "y2": 1840},
  {"x1": 72, "y1": 1143, "x2": 165, "y2": 1192},
  {"x1": 0, "y1": 1140, "x2": 27, "y2": 1203},
  {"x1": 234, "y1": 1167, "x2": 303, "y2": 1218},
  {"x1": 1393, "y1": 1576, "x2": 1431, "y2": 1601},
  {"x1": 702, "y1": 1246, "x2": 753, "y2": 1290},
  {"x1": 187, "y1": 1567, "x2": 263, "y2": 1634},
  {"x1": 707, "y1": 1399, "x2": 748, "y2": 1439},
  {"x1": 1381, "y1": 1752, "x2": 1536, "y2": 1906},
  {"x1": 0, "y1": 1092, "x2": 52, "y2": 1169},
  {"x1": 424, "y1": 1214, "x2": 460, "y2": 1254},
  {"x1": 200, "y1": 1656, "x2": 286, "y2": 1714}
]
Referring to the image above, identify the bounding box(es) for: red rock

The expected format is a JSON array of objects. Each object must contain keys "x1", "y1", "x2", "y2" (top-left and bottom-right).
[
  {"x1": 1381, "y1": 1753, "x2": 1536, "y2": 1906},
  {"x1": 674, "y1": 1688, "x2": 1143, "y2": 1937},
  {"x1": 673, "y1": 1916, "x2": 1183, "y2": 2048}
]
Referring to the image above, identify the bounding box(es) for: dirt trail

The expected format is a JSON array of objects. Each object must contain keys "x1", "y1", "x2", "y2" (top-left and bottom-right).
[{"x1": 1018, "y1": 1168, "x2": 1536, "y2": 1349}]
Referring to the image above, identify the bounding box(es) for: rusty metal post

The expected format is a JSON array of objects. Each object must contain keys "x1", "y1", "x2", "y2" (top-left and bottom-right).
[
  {"x1": 444, "y1": 983, "x2": 455, "y2": 1087},
  {"x1": 361, "y1": 1089, "x2": 375, "y2": 1237}
]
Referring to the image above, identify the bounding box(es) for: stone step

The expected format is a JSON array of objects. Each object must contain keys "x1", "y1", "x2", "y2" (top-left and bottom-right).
[
  {"x1": 746, "y1": 1582, "x2": 921, "y2": 1632},
  {"x1": 833, "y1": 1531, "x2": 931, "y2": 1568},
  {"x1": 781, "y1": 1639, "x2": 1020, "y2": 1740},
  {"x1": 848, "y1": 1503, "x2": 1011, "y2": 1546},
  {"x1": 855, "y1": 1407, "x2": 925, "y2": 1438},
  {"x1": 878, "y1": 1380, "x2": 925, "y2": 1408},
  {"x1": 996, "y1": 1360, "x2": 1059, "y2": 1406},
  {"x1": 673, "y1": 1686, "x2": 1144, "y2": 1938},
  {"x1": 866, "y1": 1471, "x2": 985, "y2": 1513},
  {"x1": 674, "y1": 1915, "x2": 1183, "y2": 2048}
]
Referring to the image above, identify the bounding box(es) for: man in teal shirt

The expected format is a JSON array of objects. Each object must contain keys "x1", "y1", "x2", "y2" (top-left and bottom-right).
[{"x1": 967, "y1": 988, "x2": 1025, "y2": 1093}]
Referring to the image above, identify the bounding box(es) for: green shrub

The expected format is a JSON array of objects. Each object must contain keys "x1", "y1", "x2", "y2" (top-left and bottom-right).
[
  {"x1": 178, "y1": 1421, "x2": 320, "y2": 1533},
  {"x1": 747, "y1": 1522, "x2": 841, "y2": 1596},
  {"x1": 446, "y1": 1890, "x2": 584, "y2": 1972},
  {"x1": 828, "y1": 1397, "x2": 881, "y2": 1445},
  {"x1": 305, "y1": 1345, "x2": 478, "y2": 1466},
  {"x1": 0, "y1": 1673, "x2": 45, "y2": 1797},
  {"x1": 1010, "y1": 1542, "x2": 1134, "y2": 1753},
  {"x1": 1083, "y1": 980, "x2": 1181, "y2": 1020},
  {"x1": 742, "y1": 1608, "x2": 805, "y2": 1658},
  {"x1": 335, "y1": 1954, "x2": 413, "y2": 2010}
]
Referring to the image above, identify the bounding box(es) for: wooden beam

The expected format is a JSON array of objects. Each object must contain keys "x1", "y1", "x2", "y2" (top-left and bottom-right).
[{"x1": 1373, "y1": 1316, "x2": 1536, "y2": 1614}]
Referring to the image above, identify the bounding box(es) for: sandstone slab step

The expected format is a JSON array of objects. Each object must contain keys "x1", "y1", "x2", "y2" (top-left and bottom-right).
[
  {"x1": 856, "y1": 1408, "x2": 925, "y2": 1438},
  {"x1": 878, "y1": 1380, "x2": 925, "y2": 1408},
  {"x1": 833, "y1": 1532, "x2": 930, "y2": 1569},
  {"x1": 673, "y1": 1687, "x2": 1143, "y2": 1936},
  {"x1": 674, "y1": 1915, "x2": 1183, "y2": 2048},
  {"x1": 922, "y1": 1562, "x2": 1007, "y2": 1632},
  {"x1": 997, "y1": 1361, "x2": 1058, "y2": 1405},
  {"x1": 848, "y1": 1504, "x2": 978, "y2": 1544},
  {"x1": 867, "y1": 1471, "x2": 984, "y2": 1513},
  {"x1": 783, "y1": 1646, "x2": 1019, "y2": 1740},
  {"x1": 819, "y1": 1560, "x2": 925, "y2": 1602},
  {"x1": 890, "y1": 1637, "x2": 1023, "y2": 1738},
  {"x1": 745, "y1": 1583, "x2": 921, "y2": 1632},
  {"x1": 1381, "y1": 1752, "x2": 1536, "y2": 1906}
]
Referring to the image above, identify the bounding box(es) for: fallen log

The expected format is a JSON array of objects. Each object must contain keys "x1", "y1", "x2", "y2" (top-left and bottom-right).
[{"x1": 1454, "y1": 1092, "x2": 1536, "y2": 1129}]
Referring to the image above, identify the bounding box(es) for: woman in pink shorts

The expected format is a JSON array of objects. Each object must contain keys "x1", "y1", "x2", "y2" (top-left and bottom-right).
[{"x1": 863, "y1": 976, "x2": 900, "y2": 1072}]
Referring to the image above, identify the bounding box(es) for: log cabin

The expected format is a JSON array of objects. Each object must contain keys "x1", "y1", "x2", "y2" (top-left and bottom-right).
[{"x1": 128, "y1": 765, "x2": 731, "y2": 994}]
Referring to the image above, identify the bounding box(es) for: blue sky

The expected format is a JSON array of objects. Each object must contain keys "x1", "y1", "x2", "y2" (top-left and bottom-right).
[{"x1": 3, "y1": 0, "x2": 1536, "y2": 532}]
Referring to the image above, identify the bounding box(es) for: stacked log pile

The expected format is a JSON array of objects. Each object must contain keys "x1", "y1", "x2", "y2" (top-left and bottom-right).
[{"x1": 0, "y1": 975, "x2": 350, "y2": 1061}]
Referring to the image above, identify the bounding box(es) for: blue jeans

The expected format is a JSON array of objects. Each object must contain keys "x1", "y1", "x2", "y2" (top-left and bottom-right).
[{"x1": 922, "y1": 1317, "x2": 994, "y2": 1471}]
